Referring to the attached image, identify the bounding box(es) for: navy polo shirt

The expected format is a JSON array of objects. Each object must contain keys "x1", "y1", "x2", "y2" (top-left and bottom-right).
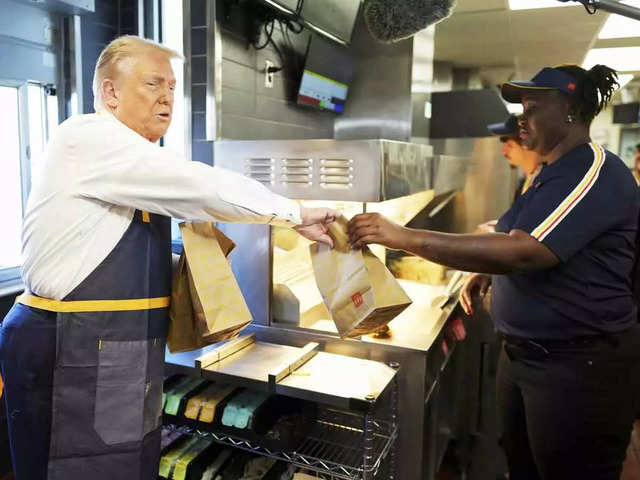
[{"x1": 492, "y1": 143, "x2": 639, "y2": 339}]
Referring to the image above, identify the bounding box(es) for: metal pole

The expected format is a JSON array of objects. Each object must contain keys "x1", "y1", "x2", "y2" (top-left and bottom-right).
[
  {"x1": 69, "y1": 15, "x2": 83, "y2": 116},
  {"x1": 595, "y1": 0, "x2": 640, "y2": 20},
  {"x1": 564, "y1": 0, "x2": 640, "y2": 21},
  {"x1": 389, "y1": 362, "x2": 400, "y2": 480},
  {"x1": 362, "y1": 395, "x2": 376, "y2": 480}
]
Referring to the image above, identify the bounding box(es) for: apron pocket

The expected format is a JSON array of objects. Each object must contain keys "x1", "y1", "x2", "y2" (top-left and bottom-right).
[{"x1": 94, "y1": 340, "x2": 148, "y2": 445}]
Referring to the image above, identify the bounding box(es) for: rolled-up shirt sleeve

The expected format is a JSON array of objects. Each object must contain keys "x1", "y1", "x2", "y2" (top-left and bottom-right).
[{"x1": 71, "y1": 114, "x2": 301, "y2": 227}]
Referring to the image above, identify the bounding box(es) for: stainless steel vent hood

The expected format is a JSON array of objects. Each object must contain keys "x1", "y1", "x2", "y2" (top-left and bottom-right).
[
  {"x1": 215, "y1": 139, "x2": 468, "y2": 202},
  {"x1": 215, "y1": 139, "x2": 434, "y2": 202},
  {"x1": 430, "y1": 89, "x2": 509, "y2": 139},
  {"x1": 210, "y1": 9, "x2": 469, "y2": 204}
]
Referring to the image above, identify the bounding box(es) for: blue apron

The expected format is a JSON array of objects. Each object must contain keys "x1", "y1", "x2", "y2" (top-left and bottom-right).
[{"x1": 0, "y1": 210, "x2": 171, "y2": 479}]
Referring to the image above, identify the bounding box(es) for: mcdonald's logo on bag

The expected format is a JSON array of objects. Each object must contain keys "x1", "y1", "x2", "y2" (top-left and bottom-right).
[{"x1": 352, "y1": 292, "x2": 363, "y2": 308}]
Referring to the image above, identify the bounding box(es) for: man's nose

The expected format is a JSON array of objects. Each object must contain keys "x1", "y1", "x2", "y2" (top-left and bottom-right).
[{"x1": 159, "y1": 87, "x2": 173, "y2": 105}]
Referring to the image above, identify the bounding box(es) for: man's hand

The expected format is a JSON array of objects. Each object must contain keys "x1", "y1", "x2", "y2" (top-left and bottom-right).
[
  {"x1": 347, "y1": 213, "x2": 408, "y2": 250},
  {"x1": 474, "y1": 220, "x2": 497, "y2": 234},
  {"x1": 459, "y1": 273, "x2": 491, "y2": 315},
  {"x1": 294, "y1": 206, "x2": 339, "y2": 247}
]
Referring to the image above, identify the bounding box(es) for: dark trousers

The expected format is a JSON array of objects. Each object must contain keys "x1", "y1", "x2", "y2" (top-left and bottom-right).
[
  {"x1": 497, "y1": 324, "x2": 640, "y2": 480},
  {"x1": 0, "y1": 304, "x2": 56, "y2": 480}
]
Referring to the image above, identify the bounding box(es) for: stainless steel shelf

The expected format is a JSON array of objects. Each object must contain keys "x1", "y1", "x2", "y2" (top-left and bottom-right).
[
  {"x1": 184, "y1": 335, "x2": 398, "y2": 412},
  {"x1": 163, "y1": 409, "x2": 397, "y2": 480}
]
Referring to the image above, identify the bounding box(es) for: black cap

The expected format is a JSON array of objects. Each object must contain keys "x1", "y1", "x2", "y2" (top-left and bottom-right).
[
  {"x1": 488, "y1": 114, "x2": 519, "y2": 137},
  {"x1": 501, "y1": 67, "x2": 578, "y2": 103}
]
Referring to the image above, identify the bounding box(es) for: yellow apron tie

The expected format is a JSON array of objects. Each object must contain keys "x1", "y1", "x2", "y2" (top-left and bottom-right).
[{"x1": 16, "y1": 293, "x2": 170, "y2": 313}]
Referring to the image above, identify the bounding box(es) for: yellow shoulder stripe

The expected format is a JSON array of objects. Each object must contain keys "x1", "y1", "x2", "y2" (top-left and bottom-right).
[{"x1": 530, "y1": 142, "x2": 605, "y2": 241}]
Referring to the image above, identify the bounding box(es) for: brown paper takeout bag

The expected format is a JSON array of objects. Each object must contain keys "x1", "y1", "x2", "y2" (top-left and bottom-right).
[
  {"x1": 168, "y1": 222, "x2": 253, "y2": 353},
  {"x1": 310, "y1": 216, "x2": 412, "y2": 338}
]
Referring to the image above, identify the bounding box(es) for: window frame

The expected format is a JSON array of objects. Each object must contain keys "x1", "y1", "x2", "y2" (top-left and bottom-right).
[
  {"x1": 18, "y1": 82, "x2": 32, "y2": 214},
  {"x1": 0, "y1": 79, "x2": 56, "y2": 293}
]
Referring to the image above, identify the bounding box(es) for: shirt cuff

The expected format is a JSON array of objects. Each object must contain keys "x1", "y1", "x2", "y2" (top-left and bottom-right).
[{"x1": 269, "y1": 199, "x2": 302, "y2": 227}]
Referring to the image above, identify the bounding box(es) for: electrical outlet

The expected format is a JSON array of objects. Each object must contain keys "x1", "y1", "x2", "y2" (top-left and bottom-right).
[{"x1": 265, "y1": 60, "x2": 274, "y2": 89}]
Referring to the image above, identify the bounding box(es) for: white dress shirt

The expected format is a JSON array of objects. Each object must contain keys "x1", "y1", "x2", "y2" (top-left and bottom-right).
[{"x1": 21, "y1": 111, "x2": 302, "y2": 300}]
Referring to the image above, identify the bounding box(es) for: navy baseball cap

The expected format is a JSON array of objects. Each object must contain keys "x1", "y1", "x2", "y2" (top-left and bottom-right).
[
  {"x1": 488, "y1": 114, "x2": 519, "y2": 137},
  {"x1": 501, "y1": 67, "x2": 578, "y2": 103}
]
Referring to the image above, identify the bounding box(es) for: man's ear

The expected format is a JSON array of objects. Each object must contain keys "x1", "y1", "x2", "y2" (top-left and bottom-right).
[{"x1": 101, "y1": 78, "x2": 118, "y2": 108}]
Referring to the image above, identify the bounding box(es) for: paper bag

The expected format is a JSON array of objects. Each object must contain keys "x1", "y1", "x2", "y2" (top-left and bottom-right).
[
  {"x1": 168, "y1": 222, "x2": 252, "y2": 353},
  {"x1": 310, "y1": 216, "x2": 412, "y2": 338}
]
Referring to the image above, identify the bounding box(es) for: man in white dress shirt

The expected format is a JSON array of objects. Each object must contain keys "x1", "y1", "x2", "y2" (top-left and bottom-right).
[{"x1": 0, "y1": 35, "x2": 337, "y2": 480}]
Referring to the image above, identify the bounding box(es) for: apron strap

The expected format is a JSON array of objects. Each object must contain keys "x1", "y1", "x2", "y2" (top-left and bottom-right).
[{"x1": 16, "y1": 293, "x2": 170, "y2": 313}]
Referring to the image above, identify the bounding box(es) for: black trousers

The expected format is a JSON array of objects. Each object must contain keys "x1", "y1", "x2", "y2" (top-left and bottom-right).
[
  {"x1": 0, "y1": 304, "x2": 56, "y2": 479},
  {"x1": 497, "y1": 324, "x2": 640, "y2": 480}
]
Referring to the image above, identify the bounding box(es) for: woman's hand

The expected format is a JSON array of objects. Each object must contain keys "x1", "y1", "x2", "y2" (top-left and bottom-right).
[
  {"x1": 347, "y1": 213, "x2": 408, "y2": 250},
  {"x1": 459, "y1": 273, "x2": 491, "y2": 315}
]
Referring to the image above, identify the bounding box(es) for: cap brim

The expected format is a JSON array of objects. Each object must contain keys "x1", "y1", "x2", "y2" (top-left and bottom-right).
[
  {"x1": 501, "y1": 81, "x2": 555, "y2": 103},
  {"x1": 487, "y1": 122, "x2": 512, "y2": 135}
]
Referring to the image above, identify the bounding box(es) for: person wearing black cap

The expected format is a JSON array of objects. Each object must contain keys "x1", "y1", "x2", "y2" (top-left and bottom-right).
[
  {"x1": 488, "y1": 114, "x2": 543, "y2": 203},
  {"x1": 347, "y1": 64, "x2": 640, "y2": 480},
  {"x1": 477, "y1": 115, "x2": 543, "y2": 233}
]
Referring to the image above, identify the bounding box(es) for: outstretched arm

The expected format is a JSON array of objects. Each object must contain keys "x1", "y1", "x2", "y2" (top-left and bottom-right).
[{"x1": 347, "y1": 213, "x2": 559, "y2": 274}]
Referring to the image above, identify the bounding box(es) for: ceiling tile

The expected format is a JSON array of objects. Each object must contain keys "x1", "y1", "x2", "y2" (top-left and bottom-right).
[
  {"x1": 435, "y1": 0, "x2": 610, "y2": 83},
  {"x1": 436, "y1": 10, "x2": 510, "y2": 40},
  {"x1": 510, "y1": 6, "x2": 606, "y2": 42},
  {"x1": 453, "y1": 0, "x2": 508, "y2": 13}
]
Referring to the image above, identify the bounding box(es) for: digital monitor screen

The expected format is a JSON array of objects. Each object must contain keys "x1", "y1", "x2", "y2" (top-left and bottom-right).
[
  {"x1": 613, "y1": 103, "x2": 640, "y2": 124},
  {"x1": 297, "y1": 36, "x2": 353, "y2": 114}
]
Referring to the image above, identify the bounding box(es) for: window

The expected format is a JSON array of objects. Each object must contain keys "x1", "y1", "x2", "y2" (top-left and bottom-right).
[
  {"x1": 0, "y1": 86, "x2": 23, "y2": 273},
  {"x1": 0, "y1": 82, "x2": 59, "y2": 283},
  {"x1": 161, "y1": 0, "x2": 187, "y2": 246},
  {"x1": 162, "y1": 0, "x2": 186, "y2": 159},
  {"x1": 28, "y1": 84, "x2": 46, "y2": 187}
]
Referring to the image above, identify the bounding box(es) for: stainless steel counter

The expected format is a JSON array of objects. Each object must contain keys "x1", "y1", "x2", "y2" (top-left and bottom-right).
[
  {"x1": 282, "y1": 278, "x2": 456, "y2": 352},
  {"x1": 277, "y1": 351, "x2": 396, "y2": 407},
  {"x1": 203, "y1": 341, "x2": 301, "y2": 383},
  {"x1": 363, "y1": 279, "x2": 453, "y2": 352}
]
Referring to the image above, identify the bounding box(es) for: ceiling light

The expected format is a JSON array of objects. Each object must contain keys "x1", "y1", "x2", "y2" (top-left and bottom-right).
[
  {"x1": 583, "y1": 47, "x2": 640, "y2": 72},
  {"x1": 509, "y1": 0, "x2": 572, "y2": 10},
  {"x1": 617, "y1": 74, "x2": 635, "y2": 88},
  {"x1": 598, "y1": 1, "x2": 640, "y2": 38}
]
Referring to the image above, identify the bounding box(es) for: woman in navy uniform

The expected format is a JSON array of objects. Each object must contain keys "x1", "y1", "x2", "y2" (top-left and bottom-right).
[{"x1": 348, "y1": 64, "x2": 640, "y2": 479}]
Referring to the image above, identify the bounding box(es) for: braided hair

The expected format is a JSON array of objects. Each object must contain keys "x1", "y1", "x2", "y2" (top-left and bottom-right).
[{"x1": 554, "y1": 64, "x2": 619, "y2": 124}]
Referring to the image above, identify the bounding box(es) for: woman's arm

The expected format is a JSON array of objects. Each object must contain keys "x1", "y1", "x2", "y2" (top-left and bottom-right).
[{"x1": 347, "y1": 213, "x2": 559, "y2": 274}]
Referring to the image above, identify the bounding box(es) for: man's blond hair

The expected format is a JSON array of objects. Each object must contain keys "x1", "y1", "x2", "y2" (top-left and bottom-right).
[{"x1": 92, "y1": 35, "x2": 182, "y2": 111}]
